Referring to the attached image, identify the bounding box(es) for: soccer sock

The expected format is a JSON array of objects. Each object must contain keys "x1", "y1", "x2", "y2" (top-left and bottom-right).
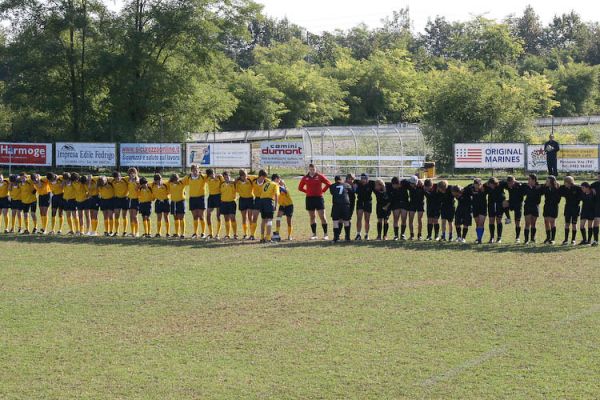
[
  {"x1": 401, "y1": 224, "x2": 406, "y2": 236},
  {"x1": 434, "y1": 223, "x2": 440, "y2": 238},
  {"x1": 145, "y1": 220, "x2": 151, "y2": 235},
  {"x1": 91, "y1": 219, "x2": 98, "y2": 232},
  {"x1": 104, "y1": 219, "x2": 110, "y2": 233},
  {"x1": 322, "y1": 223, "x2": 328, "y2": 235},
  {"x1": 571, "y1": 229, "x2": 576, "y2": 242},
  {"x1": 377, "y1": 222, "x2": 382, "y2": 237},
  {"x1": 497, "y1": 223, "x2": 503, "y2": 239},
  {"x1": 564, "y1": 228, "x2": 570, "y2": 241},
  {"x1": 216, "y1": 220, "x2": 221, "y2": 236},
  {"x1": 462, "y1": 227, "x2": 468, "y2": 238},
  {"x1": 112, "y1": 217, "x2": 118, "y2": 233},
  {"x1": 551, "y1": 227, "x2": 557, "y2": 241},
  {"x1": 531, "y1": 227, "x2": 537, "y2": 240},
  {"x1": 476, "y1": 227, "x2": 484, "y2": 241},
  {"x1": 2, "y1": 213, "x2": 8, "y2": 229},
  {"x1": 594, "y1": 226, "x2": 599, "y2": 241},
  {"x1": 489, "y1": 224, "x2": 495, "y2": 240},
  {"x1": 587, "y1": 227, "x2": 593, "y2": 242},
  {"x1": 200, "y1": 220, "x2": 206, "y2": 235},
  {"x1": 180, "y1": 220, "x2": 186, "y2": 236},
  {"x1": 456, "y1": 227, "x2": 462, "y2": 238},
  {"x1": 18, "y1": 214, "x2": 22, "y2": 229},
  {"x1": 174, "y1": 219, "x2": 180, "y2": 236},
  {"x1": 193, "y1": 219, "x2": 199, "y2": 235},
  {"x1": 524, "y1": 229, "x2": 530, "y2": 242},
  {"x1": 504, "y1": 208, "x2": 510, "y2": 219},
  {"x1": 24, "y1": 217, "x2": 30, "y2": 231},
  {"x1": 165, "y1": 220, "x2": 170, "y2": 235},
  {"x1": 242, "y1": 223, "x2": 248, "y2": 236},
  {"x1": 130, "y1": 219, "x2": 136, "y2": 235},
  {"x1": 427, "y1": 223, "x2": 433, "y2": 238},
  {"x1": 344, "y1": 225, "x2": 351, "y2": 240},
  {"x1": 310, "y1": 223, "x2": 317, "y2": 235},
  {"x1": 333, "y1": 226, "x2": 340, "y2": 241},
  {"x1": 232, "y1": 221, "x2": 237, "y2": 236},
  {"x1": 251, "y1": 222, "x2": 257, "y2": 236},
  {"x1": 287, "y1": 225, "x2": 293, "y2": 238},
  {"x1": 581, "y1": 228, "x2": 587, "y2": 242},
  {"x1": 121, "y1": 218, "x2": 128, "y2": 234},
  {"x1": 394, "y1": 226, "x2": 399, "y2": 237},
  {"x1": 545, "y1": 230, "x2": 551, "y2": 241},
  {"x1": 383, "y1": 222, "x2": 389, "y2": 237},
  {"x1": 516, "y1": 226, "x2": 521, "y2": 239}
]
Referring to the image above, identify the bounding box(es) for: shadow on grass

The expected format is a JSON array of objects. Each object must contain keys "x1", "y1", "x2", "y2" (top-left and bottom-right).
[{"x1": 0, "y1": 233, "x2": 592, "y2": 254}]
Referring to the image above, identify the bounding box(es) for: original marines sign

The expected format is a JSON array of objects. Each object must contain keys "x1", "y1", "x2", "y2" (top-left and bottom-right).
[
  {"x1": 260, "y1": 141, "x2": 305, "y2": 167},
  {"x1": 56, "y1": 143, "x2": 117, "y2": 167},
  {"x1": 455, "y1": 143, "x2": 525, "y2": 169}
]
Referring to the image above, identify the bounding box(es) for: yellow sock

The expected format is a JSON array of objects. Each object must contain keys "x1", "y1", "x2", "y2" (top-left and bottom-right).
[
  {"x1": 242, "y1": 223, "x2": 248, "y2": 236},
  {"x1": 288, "y1": 225, "x2": 293, "y2": 238},
  {"x1": 10, "y1": 215, "x2": 15, "y2": 230},
  {"x1": 74, "y1": 216, "x2": 80, "y2": 232},
  {"x1": 24, "y1": 217, "x2": 30, "y2": 231},
  {"x1": 50, "y1": 216, "x2": 56, "y2": 231},
  {"x1": 92, "y1": 219, "x2": 98, "y2": 232},
  {"x1": 193, "y1": 219, "x2": 199, "y2": 235},
  {"x1": 232, "y1": 221, "x2": 237, "y2": 236},
  {"x1": 133, "y1": 220, "x2": 139, "y2": 236},
  {"x1": 143, "y1": 220, "x2": 148, "y2": 235},
  {"x1": 3, "y1": 214, "x2": 9, "y2": 230},
  {"x1": 173, "y1": 219, "x2": 179, "y2": 236},
  {"x1": 165, "y1": 220, "x2": 170, "y2": 235},
  {"x1": 121, "y1": 219, "x2": 128, "y2": 234},
  {"x1": 266, "y1": 232, "x2": 271, "y2": 241},
  {"x1": 104, "y1": 219, "x2": 109, "y2": 233},
  {"x1": 251, "y1": 222, "x2": 257, "y2": 236},
  {"x1": 157, "y1": 219, "x2": 162, "y2": 235},
  {"x1": 18, "y1": 214, "x2": 23, "y2": 229},
  {"x1": 180, "y1": 220, "x2": 186, "y2": 236},
  {"x1": 58, "y1": 216, "x2": 64, "y2": 231},
  {"x1": 217, "y1": 220, "x2": 222, "y2": 236}
]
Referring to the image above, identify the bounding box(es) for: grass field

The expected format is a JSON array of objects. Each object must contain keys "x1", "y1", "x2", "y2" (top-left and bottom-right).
[{"x1": 1, "y1": 178, "x2": 599, "y2": 399}]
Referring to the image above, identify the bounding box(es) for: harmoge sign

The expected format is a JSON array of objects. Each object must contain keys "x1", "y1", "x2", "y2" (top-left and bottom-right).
[
  {"x1": 0, "y1": 143, "x2": 53, "y2": 166},
  {"x1": 120, "y1": 143, "x2": 182, "y2": 167},
  {"x1": 56, "y1": 142, "x2": 116, "y2": 167},
  {"x1": 455, "y1": 143, "x2": 525, "y2": 169},
  {"x1": 260, "y1": 141, "x2": 304, "y2": 167},
  {"x1": 527, "y1": 144, "x2": 599, "y2": 172}
]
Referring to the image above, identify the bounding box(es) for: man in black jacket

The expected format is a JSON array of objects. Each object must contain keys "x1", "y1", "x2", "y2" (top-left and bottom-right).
[{"x1": 544, "y1": 134, "x2": 560, "y2": 176}]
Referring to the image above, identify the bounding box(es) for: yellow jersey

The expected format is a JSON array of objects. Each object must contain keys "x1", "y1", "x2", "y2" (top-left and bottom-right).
[
  {"x1": 62, "y1": 182, "x2": 76, "y2": 201},
  {"x1": 137, "y1": 186, "x2": 154, "y2": 203},
  {"x1": 0, "y1": 179, "x2": 10, "y2": 198},
  {"x1": 34, "y1": 178, "x2": 51, "y2": 196},
  {"x1": 207, "y1": 176, "x2": 224, "y2": 196},
  {"x1": 49, "y1": 177, "x2": 64, "y2": 195},
  {"x1": 166, "y1": 181, "x2": 186, "y2": 202},
  {"x1": 279, "y1": 185, "x2": 293, "y2": 206},
  {"x1": 150, "y1": 181, "x2": 169, "y2": 201},
  {"x1": 260, "y1": 181, "x2": 280, "y2": 200},
  {"x1": 88, "y1": 179, "x2": 99, "y2": 197},
  {"x1": 125, "y1": 176, "x2": 139, "y2": 199},
  {"x1": 111, "y1": 178, "x2": 129, "y2": 198},
  {"x1": 98, "y1": 184, "x2": 114, "y2": 200},
  {"x1": 20, "y1": 180, "x2": 37, "y2": 204},
  {"x1": 182, "y1": 174, "x2": 208, "y2": 197},
  {"x1": 253, "y1": 178, "x2": 270, "y2": 197},
  {"x1": 220, "y1": 181, "x2": 237, "y2": 202},
  {"x1": 9, "y1": 184, "x2": 21, "y2": 201},
  {"x1": 73, "y1": 181, "x2": 89, "y2": 202},
  {"x1": 236, "y1": 176, "x2": 256, "y2": 199}
]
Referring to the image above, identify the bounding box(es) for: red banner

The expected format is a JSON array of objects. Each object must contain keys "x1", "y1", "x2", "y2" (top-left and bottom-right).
[{"x1": 0, "y1": 143, "x2": 53, "y2": 166}]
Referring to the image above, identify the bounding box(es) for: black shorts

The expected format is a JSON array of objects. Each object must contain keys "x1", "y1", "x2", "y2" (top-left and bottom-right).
[
  {"x1": 207, "y1": 194, "x2": 221, "y2": 209},
  {"x1": 239, "y1": 197, "x2": 254, "y2": 211},
  {"x1": 455, "y1": 211, "x2": 472, "y2": 226},
  {"x1": 259, "y1": 198, "x2": 275, "y2": 219},
  {"x1": 76, "y1": 201, "x2": 87, "y2": 211},
  {"x1": 305, "y1": 196, "x2": 325, "y2": 211},
  {"x1": 10, "y1": 200, "x2": 22, "y2": 210},
  {"x1": 564, "y1": 206, "x2": 580, "y2": 224},
  {"x1": 0, "y1": 197, "x2": 9, "y2": 209},
  {"x1": 441, "y1": 207, "x2": 455, "y2": 221},
  {"x1": 426, "y1": 208, "x2": 441, "y2": 219},
  {"x1": 155, "y1": 200, "x2": 170, "y2": 214},
  {"x1": 139, "y1": 202, "x2": 152, "y2": 217},
  {"x1": 543, "y1": 204, "x2": 559, "y2": 219},
  {"x1": 170, "y1": 200, "x2": 186, "y2": 215},
  {"x1": 86, "y1": 196, "x2": 100, "y2": 211},
  {"x1": 189, "y1": 196, "x2": 206, "y2": 211},
  {"x1": 99, "y1": 198, "x2": 114, "y2": 211},
  {"x1": 472, "y1": 205, "x2": 487, "y2": 218},
  {"x1": 391, "y1": 201, "x2": 409, "y2": 211},
  {"x1": 595, "y1": 204, "x2": 600, "y2": 218},
  {"x1": 356, "y1": 200, "x2": 373, "y2": 214},
  {"x1": 64, "y1": 199, "x2": 77, "y2": 212},
  {"x1": 487, "y1": 201, "x2": 504, "y2": 218},
  {"x1": 128, "y1": 198, "x2": 140, "y2": 211},
  {"x1": 376, "y1": 206, "x2": 391, "y2": 220},
  {"x1": 331, "y1": 204, "x2": 351, "y2": 221},
  {"x1": 408, "y1": 203, "x2": 424, "y2": 212},
  {"x1": 509, "y1": 203, "x2": 523, "y2": 220},
  {"x1": 581, "y1": 208, "x2": 595, "y2": 221},
  {"x1": 220, "y1": 201, "x2": 236, "y2": 215},
  {"x1": 279, "y1": 205, "x2": 294, "y2": 217},
  {"x1": 22, "y1": 201, "x2": 37, "y2": 213},
  {"x1": 38, "y1": 194, "x2": 51, "y2": 208},
  {"x1": 524, "y1": 204, "x2": 539, "y2": 217},
  {"x1": 51, "y1": 194, "x2": 64, "y2": 209},
  {"x1": 113, "y1": 197, "x2": 128, "y2": 210}
]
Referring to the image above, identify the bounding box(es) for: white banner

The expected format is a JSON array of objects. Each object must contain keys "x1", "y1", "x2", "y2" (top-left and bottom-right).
[
  {"x1": 260, "y1": 141, "x2": 305, "y2": 167},
  {"x1": 56, "y1": 142, "x2": 116, "y2": 167},
  {"x1": 120, "y1": 143, "x2": 182, "y2": 167},
  {"x1": 527, "y1": 144, "x2": 599, "y2": 172},
  {"x1": 454, "y1": 143, "x2": 525, "y2": 169},
  {"x1": 0, "y1": 143, "x2": 53, "y2": 166},
  {"x1": 186, "y1": 143, "x2": 251, "y2": 168}
]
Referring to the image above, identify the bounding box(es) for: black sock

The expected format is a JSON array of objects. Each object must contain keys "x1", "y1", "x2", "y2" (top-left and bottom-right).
[
  {"x1": 311, "y1": 223, "x2": 317, "y2": 235},
  {"x1": 594, "y1": 226, "x2": 599, "y2": 241},
  {"x1": 377, "y1": 222, "x2": 382, "y2": 237},
  {"x1": 588, "y1": 227, "x2": 593, "y2": 242},
  {"x1": 401, "y1": 225, "x2": 406, "y2": 235},
  {"x1": 394, "y1": 226, "x2": 399, "y2": 237},
  {"x1": 344, "y1": 225, "x2": 351, "y2": 240},
  {"x1": 581, "y1": 228, "x2": 587, "y2": 242},
  {"x1": 531, "y1": 227, "x2": 537, "y2": 240},
  {"x1": 322, "y1": 224, "x2": 328, "y2": 235},
  {"x1": 504, "y1": 208, "x2": 510, "y2": 219},
  {"x1": 552, "y1": 227, "x2": 556, "y2": 240},
  {"x1": 333, "y1": 227, "x2": 340, "y2": 240},
  {"x1": 546, "y1": 230, "x2": 551, "y2": 241},
  {"x1": 427, "y1": 223, "x2": 433, "y2": 238},
  {"x1": 497, "y1": 223, "x2": 503, "y2": 239},
  {"x1": 564, "y1": 228, "x2": 570, "y2": 242},
  {"x1": 462, "y1": 227, "x2": 468, "y2": 238},
  {"x1": 524, "y1": 229, "x2": 530, "y2": 242},
  {"x1": 515, "y1": 226, "x2": 521, "y2": 239},
  {"x1": 456, "y1": 226, "x2": 462, "y2": 238},
  {"x1": 489, "y1": 224, "x2": 495, "y2": 239},
  {"x1": 571, "y1": 229, "x2": 576, "y2": 242},
  {"x1": 383, "y1": 222, "x2": 389, "y2": 237},
  {"x1": 434, "y1": 223, "x2": 440, "y2": 238}
]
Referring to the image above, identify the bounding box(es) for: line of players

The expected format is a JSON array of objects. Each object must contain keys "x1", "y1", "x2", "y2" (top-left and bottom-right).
[{"x1": 328, "y1": 172, "x2": 600, "y2": 246}]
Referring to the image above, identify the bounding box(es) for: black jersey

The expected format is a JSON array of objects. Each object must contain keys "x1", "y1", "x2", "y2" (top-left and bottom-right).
[
  {"x1": 523, "y1": 184, "x2": 543, "y2": 206},
  {"x1": 581, "y1": 191, "x2": 596, "y2": 217},
  {"x1": 390, "y1": 180, "x2": 410, "y2": 204},
  {"x1": 485, "y1": 184, "x2": 506, "y2": 204},
  {"x1": 543, "y1": 186, "x2": 562, "y2": 208},
  {"x1": 330, "y1": 183, "x2": 352, "y2": 205},
  {"x1": 374, "y1": 183, "x2": 392, "y2": 208},
  {"x1": 455, "y1": 190, "x2": 473, "y2": 213},
  {"x1": 346, "y1": 182, "x2": 356, "y2": 208},
  {"x1": 408, "y1": 185, "x2": 425, "y2": 208},
  {"x1": 560, "y1": 185, "x2": 582, "y2": 209},
  {"x1": 424, "y1": 186, "x2": 443, "y2": 210},
  {"x1": 590, "y1": 181, "x2": 600, "y2": 206},
  {"x1": 354, "y1": 180, "x2": 375, "y2": 203},
  {"x1": 440, "y1": 190, "x2": 455, "y2": 210},
  {"x1": 502, "y1": 181, "x2": 525, "y2": 206},
  {"x1": 466, "y1": 184, "x2": 487, "y2": 210}
]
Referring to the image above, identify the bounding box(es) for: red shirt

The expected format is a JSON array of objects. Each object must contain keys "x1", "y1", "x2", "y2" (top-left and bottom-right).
[{"x1": 298, "y1": 173, "x2": 331, "y2": 197}]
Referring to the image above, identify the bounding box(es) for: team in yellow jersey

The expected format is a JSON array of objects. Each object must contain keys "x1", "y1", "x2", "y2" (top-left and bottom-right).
[{"x1": 0, "y1": 166, "x2": 293, "y2": 242}]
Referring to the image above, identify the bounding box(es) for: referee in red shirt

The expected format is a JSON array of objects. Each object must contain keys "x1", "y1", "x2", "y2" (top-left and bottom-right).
[{"x1": 298, "y1": 164, "x2": 332, "y2": 240}]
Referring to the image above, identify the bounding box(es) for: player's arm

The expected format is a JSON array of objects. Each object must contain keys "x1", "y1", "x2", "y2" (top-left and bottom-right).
[
  {"x1": 297, "y1": 176, "x2": 308, "y2": 193},
  {"x1": 319, "y1": 174, "x2": 332, "y2": 192}
]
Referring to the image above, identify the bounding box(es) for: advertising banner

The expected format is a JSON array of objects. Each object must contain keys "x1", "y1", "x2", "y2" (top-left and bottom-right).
[
  {"x1": 120, "y1": 143, "x2": 182, "y2": 167},
  {"x1": 0, "y1": 143, "x2": 52, "y2": 166},
  {"x1": 260, "y1": 141, "x2": 304, "y2": 167},
  {"x1": 454, "y1": 143, "x2": 525, "y2": 169},
  {"x1": 56, "y1": 142, "x2": 116, "y2": 167},
  {"x1": 527, "y1": 144, "x2": 599, "y2": 172},
  {"x1": 186, "y1": 143, "x2": 251, "y2": 168}
]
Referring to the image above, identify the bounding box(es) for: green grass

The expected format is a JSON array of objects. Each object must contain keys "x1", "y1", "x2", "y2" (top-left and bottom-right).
[{"x1": 1, "y1": 179, "x2": 599, "y2": 399}]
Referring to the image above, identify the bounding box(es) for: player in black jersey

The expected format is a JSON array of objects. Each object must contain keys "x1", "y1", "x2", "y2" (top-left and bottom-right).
[
  {"x1": 579, "y1": 182, "x2": 596, "y2": 245},
  {"x1": 560, "y1": 176, "x2": 582, "y2": 245},
  {"x1": 502, "y1": 176, "x2": 525, "y2": 243},
  {"x1": 345, "y1": 174, "x2": 356, "y2": 236},
  {"x1": 354, "y1": 174, "x2": 375, "y2": 240},
  {"x1": 407, "y1": 176, "x2": 425, "y2": 240},
  {"x1": 390, "y1": 177, "x2": 410, "y2": 240},
  {"x1": 374, "y1": 179, "x2": 392, "y2": 240},
  {"x1": 523, "y1": 174, "x2": 542, "y2": 244},
  {"x1": 423, "y1": 179, "x2": 442, "y2": 241},
  {"x1": 470, "y1": 178, "x2": 487, "y2": 244},
  {"x1": 592, "y1": 172, "x2": 600, "y2": 246},
  {"x1": 330, "y1": 176, "x2": 353, "y2": 242},
  {"x1": 484, "y1": 177, "x2": 506, "y2": 243},
  {"x1": 438, "y1": 181, "x2": 455, "y2": 241},
  {"x1": 452, "y1": 185, "x2": 473, "y2": 243},
  {"x1": 542, "y1": 176, "x2": 561, "y2": 244}
]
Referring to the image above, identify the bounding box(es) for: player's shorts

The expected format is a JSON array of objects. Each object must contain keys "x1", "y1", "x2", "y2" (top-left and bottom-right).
[
  {"x1": 38, "y1": 194, "x2": 51, "y2": 208},
  {"x1": 239, "y1": 197, "x2": 254, "y2": 211},
  {"x1": 170, "y1": 200, "x2": 186, "y2": 215},
  {"x1": 279, "y1": 204, "x2": 294, "y2": 217},
  {"x1": 220, "y1": 201, "x2": 236, "y2": 215},
  {"x1": 128, "y1": 198, "x2": 140, "y2": 211},
  {"x1": 22, "y1": 201, "x2": 37, "y2": 214},
  {"x1": 139, "y1": 202, "x2": 152, "y2": 217},
  {"x1": 189, "y1": 196, "x2": 206, "y2": 211},
  {"x1": 441, "y1": 206, "x2": 455, "y2": 221},
  {"x1": 305, "y1": 196, "x2": 325, "y2": 211},
  {"x1": 595, "y1": 204, "x2": 600, "y2": 218},
  {"x1": 408, "y1": 202, "x2": 424, "y2": 212},
  {"x1": 455, "y1": 211, "x2": 472, "y2": 226},
  {"x1": 155, "y1": 200, "x2": 170, "y2": 214},
  {"x1": 376, "y1": 206, "x2": 391, "y2": 220},
  {"x1": 509, "y1": 203, "x2": 523, "y2": 220},
  {"x1": 391, "y1": 200, "x2": 409, "y2": 211},
  {"x1": 10, "y1": 200, "x2": 22, "y2": 210},
  {"x1": 524, "y1": 203, "x2": 539, "y2": 217},
  {"x1": 64, "y1": 199, "x2": 77, "y2": 211},
  {"x1": 51, "y1": 194, "x2": 64, "y2": 209},
  {"x1": 0, "y1": 197, "x2": 9, "y2": 209},
  {"x1": 86, "y1": 196, "x2": 100, "y2": 210},
  {"x1": 426, "y1": 207, "x2": 441, "y2": 219},
  {"x1": 487, "y1": 201, "x2": 504, "y2": 218},
  {"x1": 260, "y1": 198, "x2": 275, "y2": 219},
  {"x1": 543, "y1": 204, "x2": 559, "y2": 219},
  {"x1": 581, "y1": 207, "x2": 595, "y2": 221},
  {"x1": 113, "y1": 197, "x2": 128, "y2": 210},
  {"x1": 207, "y1": 194, "x2": 221, "y2": 209},
  {"x1": 356, "y1": 200, "x2": 373, "y2": 214},
  {"x1": 564, "y1": 206, "x2": 580, "y2": 224},
  {"x1": 331, "y1": 204, "x2": 351, "y2": 221},
  {"x1": 76, "y1": 201, "x2": 87, "y2": 211},
  {"x1": 99, "y1": 198, "x2": 114, "y2": 211}
]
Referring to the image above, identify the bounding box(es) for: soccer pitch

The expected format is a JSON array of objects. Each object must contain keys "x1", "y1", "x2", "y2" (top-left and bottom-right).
[{"x1": 1, "y1": 179, "x2": 599, "y2": 399}]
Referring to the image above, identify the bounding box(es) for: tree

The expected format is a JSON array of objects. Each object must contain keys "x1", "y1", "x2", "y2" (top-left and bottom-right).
[
  {"x1": 547, "y1": 62, "x2": 599, "y2": 116},
  {"x1": 421, "y1": 16, "x2": 457, "y2": 58},
  {"x1": 508, "y1": 5, "x2": 543, "y2": 55}
]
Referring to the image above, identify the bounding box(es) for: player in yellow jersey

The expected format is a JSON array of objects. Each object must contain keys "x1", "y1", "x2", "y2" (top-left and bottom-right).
[
  {"x1": 274, "y1": 179, "x2": 294, "y2": 241},
  {"x1": 110, "y1": 171, "x2": 129, "y2": 236},
  {"x1": 97, "y1": 176, "x2": 115, "y2": 236},
  {"x1": 166, "y1": 173, "x2": 186, "y2": 239},
  {"x1": 258, "y1": 172, "x2": 280, "y2": 243},
  {"x1": 136, "y1": 177, "x2": 154, "y2": 238},
  {"x1": 249, "y1": 171, "x2": 270, "y2": 240},
  {"x1": 0, "y1": 174, "x2": 9, "y2": 232},
  {"x1": 236, "y1": 169, "x2": 256, "y2": 239},
  {"x1": 19, "y1": 173, "x2": 38, "y2": 234},
  {"x1": 32, "y1": 173, "x2": 51, "y2": 234},
  {"x1": 219, "y1": 171, "x2": 238, "y2": 239},
  {"x1": 150, "y1": 174, "x2": 171, "y2": 237},
  {"x1": 182, "y1": 164, "x2": 208, "y2": 239},
  {"x1": 47, "y1": 173, "x2": 65, "y2": 234},
  {"x1": 124, "y1": 168, "x2": 140, "y2": 237},
  {"x1": 8, "y1": 175, "x2": 23, "y2": 233},
  {"x1": 61, "y1": 173, "x2": 77, "y2": 234},
  {"x1": 86, "y1": 175, "x2": 100, "y2": 236},
  {"x1": 73, "y1": 174, "x2": 90, "y2": 235},
  {"x1": 206, "y1": 169, "x2": 224, "y2": 239}
]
